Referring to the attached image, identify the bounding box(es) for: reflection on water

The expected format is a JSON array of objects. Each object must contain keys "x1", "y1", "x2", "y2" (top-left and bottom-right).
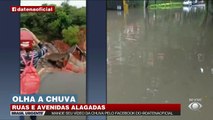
[
  {"x1": 107, "y1": 6, "x2": 213, "y2": 120},
  {"x1": 183, "y1": 5, "x2": 206, "y2": 13}
]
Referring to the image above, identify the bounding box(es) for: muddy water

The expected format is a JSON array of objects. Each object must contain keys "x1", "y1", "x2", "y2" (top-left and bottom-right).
[
  {"x1": 107, "y1": 6, "x2": 213, "y2": 120},
  {"x1": 23, "y1": 72, "x2": 86, "y2": 120}
]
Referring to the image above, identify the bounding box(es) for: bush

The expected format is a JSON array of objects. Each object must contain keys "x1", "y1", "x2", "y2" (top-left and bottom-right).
[
  {"x1": 20, "y1": 3, "x2": 86, "y2": 41},
  {"x1": 62, "y1": 26, "x2": 80, "y2": 46}
]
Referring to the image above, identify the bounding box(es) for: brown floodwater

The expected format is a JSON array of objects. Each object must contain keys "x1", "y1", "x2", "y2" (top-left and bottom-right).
[
  {"x1": 24, "y1": 72, "x2": 86, "y2": 120},
  {"x1": 107, "y1": 5, "x2": 213, "y2": 120}
]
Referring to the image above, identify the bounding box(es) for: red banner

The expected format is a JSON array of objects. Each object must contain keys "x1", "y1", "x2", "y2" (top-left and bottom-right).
[
  {"x1": 10, "y1": 6, "x2": 55, "y2": 13},
  {"x1": 10, "y1": 104, "x2": 180, "y2": 112}
]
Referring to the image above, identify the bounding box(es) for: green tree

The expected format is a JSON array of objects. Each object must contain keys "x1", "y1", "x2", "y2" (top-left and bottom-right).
[
  {"x1": 20, "y1": 3, "x2": 86, "y2": 42},
  {"x1": 62, "y1": 26, "x2": 80, "y2": 46},
  {"x1": 72, "y1": 7, "x2": 86, "y2": 26}
]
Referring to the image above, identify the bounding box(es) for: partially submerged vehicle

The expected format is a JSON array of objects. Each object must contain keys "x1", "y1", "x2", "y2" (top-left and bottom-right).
[
  {"x1": 183, "y1": 0, "x2": 205, "y2": 6},
  {"x1": 183, "y1": 0, "x2": 192, "y2": 6}
]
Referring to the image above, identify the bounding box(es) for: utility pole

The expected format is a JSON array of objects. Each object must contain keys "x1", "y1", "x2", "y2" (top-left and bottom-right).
[{"x1": 144, "y1": 0, "x2": 149, "y2": 8}]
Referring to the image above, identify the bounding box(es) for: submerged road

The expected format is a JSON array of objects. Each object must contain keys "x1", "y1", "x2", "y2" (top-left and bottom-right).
[
  {"x1": 107, "y1": 7, "x2": 213, "y2": 120},
  {"x1": 25, "y1": 72, "x2": 86, "y2": 120}
]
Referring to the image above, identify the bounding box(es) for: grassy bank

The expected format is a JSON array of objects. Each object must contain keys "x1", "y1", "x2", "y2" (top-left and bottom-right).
[{"x1": 149, "y1": 2, "x2": 183, "y2": 9}]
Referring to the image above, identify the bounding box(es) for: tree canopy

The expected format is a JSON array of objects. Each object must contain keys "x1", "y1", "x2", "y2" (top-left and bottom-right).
[{"x1": 20, "y1": 3, "x2": 86, "y2": 46}]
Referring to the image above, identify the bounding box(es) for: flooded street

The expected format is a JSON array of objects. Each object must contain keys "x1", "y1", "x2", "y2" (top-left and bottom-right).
[
  {"x1": 39, "y1": 72, "x2": 86, "y2": 104},
  {"x1": 24, "y1": 72, "x2": 86, "y2": 120},
  {"x1": 107, "y1": 6, "x2": 213, "y2": 120}
]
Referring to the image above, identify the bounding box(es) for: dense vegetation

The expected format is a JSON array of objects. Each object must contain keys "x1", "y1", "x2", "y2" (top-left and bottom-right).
[
  {"x1": 20, "y1": 3, "x2": 86, "y2": 46},
  {"x1": 148, "y1": 2, "x2": 183, "y2": 9}
]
